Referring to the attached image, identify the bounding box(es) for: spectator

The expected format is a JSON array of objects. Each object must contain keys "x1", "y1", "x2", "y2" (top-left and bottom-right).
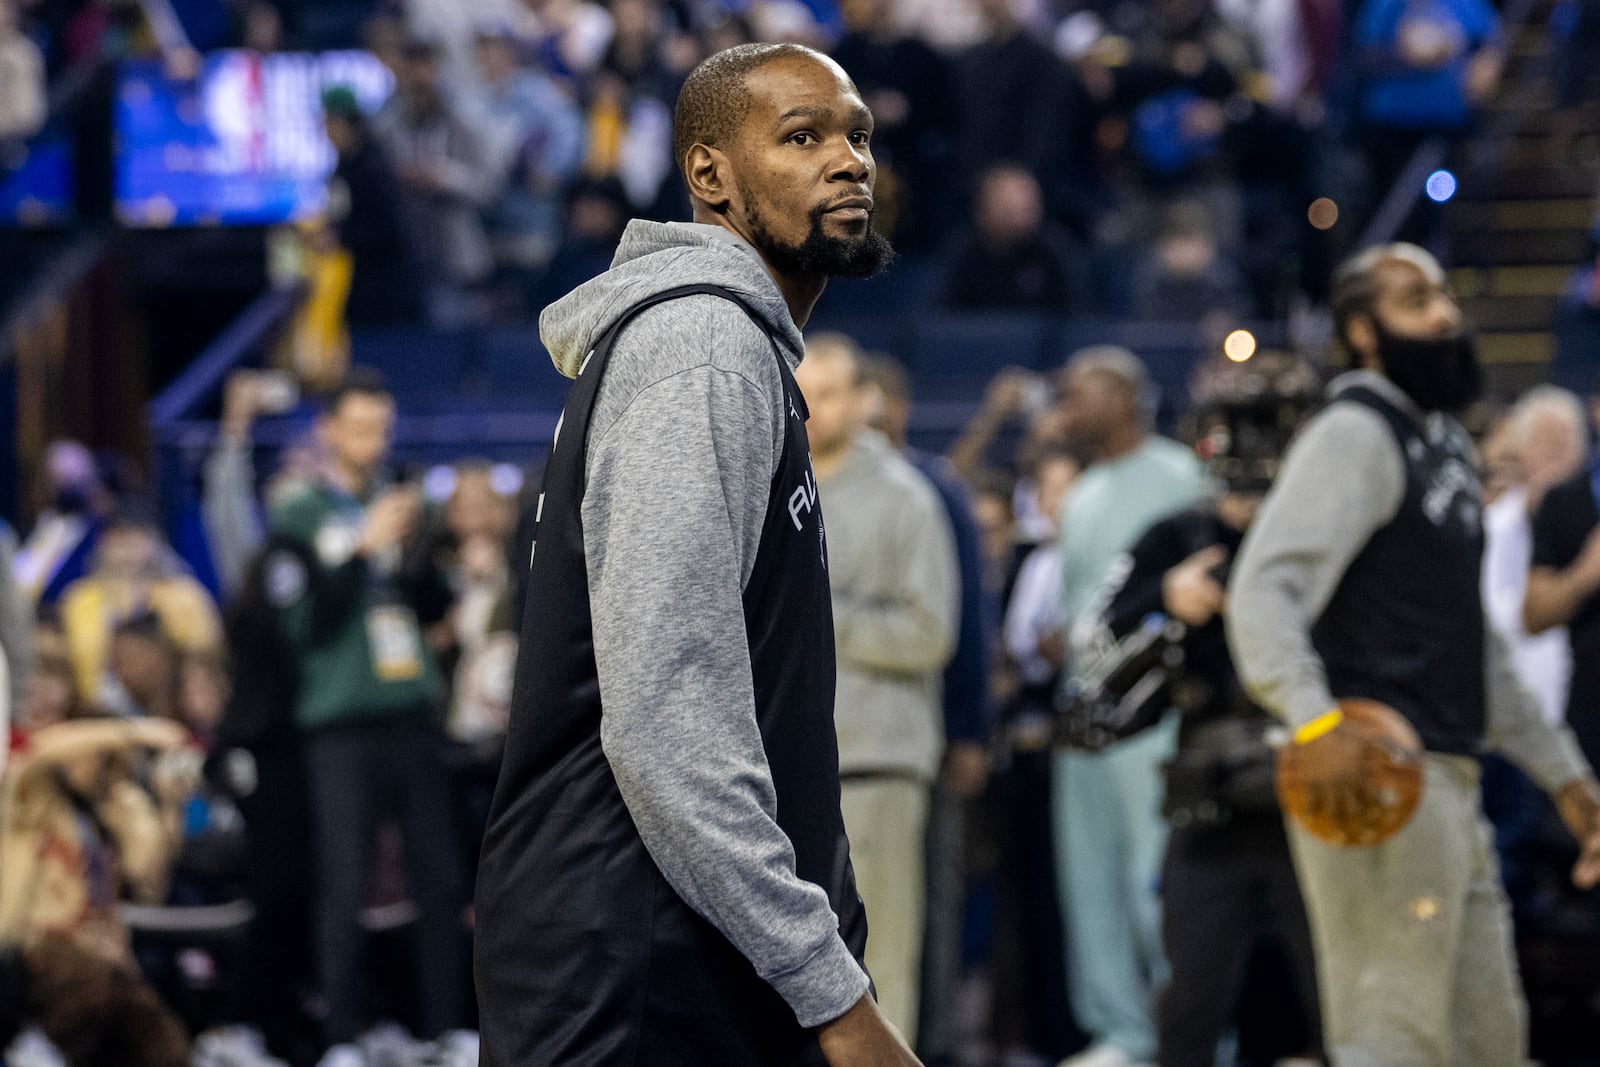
[
  {"x1": 581, "y1": 26, "x2": 677, "y2": 218},
  {"x1": 471, "y1": 24, "x2": 586, "y2": 273},
  {"x1": 14, "y1": 441, "x2": 114, "y2": 609},
  {"x1": 373, "y1": 40, "x2": 497, "y2": 326},
  {"x1": 1527, "y1": 391, "x2": 1600, "y2": 773},
  {"x1": 201, "y1": 369, "x2": 311, "y2": 601},
  {"x1": 1053, "y1": 345, "x2": 1205, "y2": 1067},
  {"x1": 262, "y1": 369, "x2": 470, "y2": 1065},
  {"x1": 1486, "y1": 387, "x2": 1588, "y2": 727},
  {"x1": 947, "y1": 367, "x2": 1055, "y2": 492},
  {"x1": 939, "y1": 163, "x2": 1078, "y2": 311},
  {"x1": 106, "y1": 614, "x2": 183, "y2": 723},
  {"x1": 1353, "y1": 0, "x2": 1501, "y2": 241},
  {"x1": 892, "y1": 0, "x2": 985, "y2": 52},
  {"x1": 57, "y1": 514, "x2": 223, "y2": 709},
  {"x1": 1083, "y1": 354, "x2": 1323, "y2": 1067},
  {"x1": 14, "y1": 642, "x2": 82, "y2": 733},
  {"x1": 794, "y1": 333, "x2": 960, "y2": 1045},
  {"x1": 863, "y1": 352, "x2": 992, "y2": 1062},
  {"x1": 972, "y1": 470, "x2": 1020, "y2": 600},
  {"x1": 955, "y1": 0, "x2": 1073, "y2": 194},
  {"x1": 1130, "y1": 200, "x2": 1249, "y2": 324},
  {"x1": 322, "y1": 86, "x2": 426, "y2": 329},
  {"x1": 528, "y1": 174, "x2": 630, "y2": 309},
  {"x1": 236, "y1": 0, "x2": 283, "y2": 53},
  {"x1": 831, "y1": 0, "x2": 955, "y2": 249},
  {"x1": 992, "y1": 444, "x2": 1083, "y2": 1062},
  {"x1": 204, "y1": 546, "x2": 312, "y2": 1064},
  {"x1": 1554, "y1": 221, "x2": 1600, "y2": 392},
  {"x1": 0, "y1": 716, "x2": 195, "y2": 1067},
  {"x1": 517, "y1": 0, "x2": 615, "y2": 83}
]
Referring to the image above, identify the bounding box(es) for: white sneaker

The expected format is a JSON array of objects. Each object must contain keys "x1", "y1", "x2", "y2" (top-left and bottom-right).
[
  {"x1": 5, "y1": 1028, "x2": 66, "y2": 1067},
  {"x1": 315, "y1": 1045, "x2": 366, "y2": 1067},
  {"x1": 358, "y1": 1022, "x2": 421, "y2": 1067},
  {"x1": 1058, "y1": 1047, "x2": 1132, "y2": 1067},
  {"x1": 416, "y1": 1030, "x2": 479, "y2": 1067},
  {"x1": 193, "y1": 1025, "x2": 288, "y2": 1067}
]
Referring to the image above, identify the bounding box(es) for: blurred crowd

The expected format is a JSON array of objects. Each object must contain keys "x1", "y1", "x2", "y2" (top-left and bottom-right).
[
  {"x1": 3, "y1": 319, "x2": 1600, "y2": 1067},
  {"x1": 7, "y1": 1, "x2": 1600, "y2": 1067},
  {"x1": 16, "y1": 0, "x2": 1600, "y2": 329}
]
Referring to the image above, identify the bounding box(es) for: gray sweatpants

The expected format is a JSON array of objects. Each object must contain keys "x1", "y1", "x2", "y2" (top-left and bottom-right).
[{"x1": 1286, "y1": 754, "x2": 1526, "y2": 1067}]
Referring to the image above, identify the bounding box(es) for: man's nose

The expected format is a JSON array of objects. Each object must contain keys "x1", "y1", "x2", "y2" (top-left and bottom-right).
[
  {"x1": 828, "y1": 139, "x2": 871, "y2": 182},
  {"x1": 1430, "y1": 294, "x2": 1462, "y2": 335}
]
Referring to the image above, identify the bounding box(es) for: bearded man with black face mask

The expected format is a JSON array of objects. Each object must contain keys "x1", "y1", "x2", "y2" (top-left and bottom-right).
[{"x1": 1227, "y1": 242, "x2": 1600, "y2": 1066}]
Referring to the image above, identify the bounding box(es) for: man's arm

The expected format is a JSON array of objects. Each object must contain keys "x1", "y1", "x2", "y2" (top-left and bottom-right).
[
  {"x1": 1483, "y1": 622, "x2": 1590, "y2": 791},
  {"x1": 1102, "y1": 521, "x2": 1185, "y2": 639},
  {"x1": 1226, "y1": 403, "x2": 1405, "y2": 727},
  {"x1": 584, "y1": 364, "x2": 868, "y2": 1029},
  {"x1": 833, "y1": 483, "x2": 961, "y2": 677},
  {"x1": 1525, "y1": 557, "x2": 1600, "y2": 634},
  {"x1": 1525, "y1": 527, "x2": 1600, "y2": 637}
]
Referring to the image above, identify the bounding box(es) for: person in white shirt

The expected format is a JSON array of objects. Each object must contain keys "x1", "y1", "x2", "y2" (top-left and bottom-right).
[{"x1": 1482, "y1": 386, "x2": 1588, "y2": 724}]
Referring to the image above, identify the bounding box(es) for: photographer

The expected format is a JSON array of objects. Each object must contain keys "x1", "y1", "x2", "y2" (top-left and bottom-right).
[
  {"x1": 263, "y1": 368, "x2": 468, "y2": 1064},
  {"x1": 1071, "y1": 354, "x2": 1322, "y2": 1067}
]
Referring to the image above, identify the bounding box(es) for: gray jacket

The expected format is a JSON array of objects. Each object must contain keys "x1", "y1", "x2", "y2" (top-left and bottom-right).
[
  {"x1": 819, "y1": 429, "x2": 960, "y2": 779},
  {"x1": 537, "y1": 220, "x2": 870, "y2": 1028},
  {"x1": 1227, "y1": 371, "x2": 1588, "y2": 792}
]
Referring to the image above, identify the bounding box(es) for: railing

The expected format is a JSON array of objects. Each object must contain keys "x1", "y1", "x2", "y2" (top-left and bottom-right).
[{"x1": 148, "y1": 283, "x2": 307, "y2": 556}]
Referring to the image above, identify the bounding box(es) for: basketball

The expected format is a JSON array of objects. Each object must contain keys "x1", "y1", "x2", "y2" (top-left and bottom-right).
[{"x1": 1276, "y1": 698, "x2": 1425, "y2": 848}]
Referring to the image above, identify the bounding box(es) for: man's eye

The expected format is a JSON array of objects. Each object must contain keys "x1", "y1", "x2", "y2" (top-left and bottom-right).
[
  {"x1": 789, "y1": 132, "x2": 815, "y2": 146},
  {"x1": 850, "y1": 131, "x2": 871, "y2": 146}
]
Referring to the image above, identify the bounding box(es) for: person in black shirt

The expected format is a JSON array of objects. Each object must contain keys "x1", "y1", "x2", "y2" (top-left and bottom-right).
[
  {"x1": 320, "y1": 87, "x2": 425, "y2": 327},
  {"x1": 1074, "y1": 354, "x2": 1322, "y2": 1067},
  {"x1": 1527, "y1": 444, "x2": 1600, "y2": 770},
  {"x1": 830, "y1": 0, "x2": 954, "y2": 250},
  {"x1": 938, "y1": 164, "x2": 1078, "y2": 312}
]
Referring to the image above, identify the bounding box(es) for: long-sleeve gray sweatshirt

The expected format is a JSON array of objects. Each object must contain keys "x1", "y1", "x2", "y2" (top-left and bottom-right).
[
  {"x1": 537, "y1": 219, "x2": 870, "y2": 1028},
  {"x1": 819, "y1": 429, "x2": 960, "y2": 779},
  {"x1": 1227, "y1": 370, "x2": 1589, "y2": 792}
]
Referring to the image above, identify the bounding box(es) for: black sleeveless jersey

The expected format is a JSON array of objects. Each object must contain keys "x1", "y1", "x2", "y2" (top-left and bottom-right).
[
  {"x1": 474, "y1": 285, "x2": 867, "y2": 1066},
  {"x1": 1310, "y1": 385, "x2": 1487, "y2": 754}
]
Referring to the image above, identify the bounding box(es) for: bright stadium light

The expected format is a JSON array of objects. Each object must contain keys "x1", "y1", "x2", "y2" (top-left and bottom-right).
[
  {"x1": 1224, "y1": 329, "x2": 1257, "y2": 363},
  {"x1": 1425, "y1": 169, "x2": 1458, "y2": 203}
]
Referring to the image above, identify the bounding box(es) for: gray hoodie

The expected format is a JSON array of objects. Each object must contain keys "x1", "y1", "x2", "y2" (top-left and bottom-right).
[{"x1": 536, "y1": 220, "x2": 870, "y2": 1028}]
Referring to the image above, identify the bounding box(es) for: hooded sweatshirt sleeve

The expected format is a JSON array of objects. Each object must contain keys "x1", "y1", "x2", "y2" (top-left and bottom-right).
[
  {"x1": 581, "y1": 308, "x2": 869, "y2": 1029},
  {"x1": 1227, "y1": 401, "x2": 1405, "y2": 727}
]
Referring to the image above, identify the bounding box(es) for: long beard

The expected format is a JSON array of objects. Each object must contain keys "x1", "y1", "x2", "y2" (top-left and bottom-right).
[
  {"x1": 742, "y1": 189, "x2": 896, "y2": 280},
  {"x1": 1374, "y1": 323, "x2": 1482, "y2": 414}
]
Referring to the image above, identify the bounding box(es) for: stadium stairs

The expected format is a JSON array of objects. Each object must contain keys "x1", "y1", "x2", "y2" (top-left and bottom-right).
[{"x1": 1448, "y1": 0, "x2": 1600, "y2": 399}]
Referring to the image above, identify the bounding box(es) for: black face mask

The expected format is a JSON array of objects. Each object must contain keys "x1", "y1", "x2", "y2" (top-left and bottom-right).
[{"x1": 1373, "y1": 321, "x2": 1482, "y2": 414}]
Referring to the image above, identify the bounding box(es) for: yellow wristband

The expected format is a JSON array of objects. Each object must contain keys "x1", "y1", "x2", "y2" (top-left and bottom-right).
[{"x1": 1293, "y1": 709, "x2": 1344, "y2": 745}]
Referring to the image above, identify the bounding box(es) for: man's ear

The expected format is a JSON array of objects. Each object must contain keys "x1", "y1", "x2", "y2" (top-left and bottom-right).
[
  {"x1": 685, "y1": 144, "x2": 734, "y2": 214},
  {"x1": 1346, "y1": 312, "x2": 1380, "y2": 371}
]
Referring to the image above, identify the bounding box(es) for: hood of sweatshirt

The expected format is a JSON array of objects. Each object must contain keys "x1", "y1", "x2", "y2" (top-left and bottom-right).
[{"x1": 539, "y1": 220, "x2": 806, "y2": 380}]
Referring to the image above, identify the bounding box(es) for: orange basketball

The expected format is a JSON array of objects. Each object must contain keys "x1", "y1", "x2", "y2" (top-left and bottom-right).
[{"x1": 1276, "y1": 698, "x2": 1424, "y2": 848}]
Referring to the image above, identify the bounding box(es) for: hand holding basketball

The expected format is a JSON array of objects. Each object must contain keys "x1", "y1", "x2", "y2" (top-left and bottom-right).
[{"x1": 1277, "y1": 698, "x2": 1424, "y2": 848}]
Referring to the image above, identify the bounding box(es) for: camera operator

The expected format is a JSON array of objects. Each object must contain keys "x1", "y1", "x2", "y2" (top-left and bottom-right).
[{"x1": 1070, "y1": 353, "x2": 1323, "y2": 1067}]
